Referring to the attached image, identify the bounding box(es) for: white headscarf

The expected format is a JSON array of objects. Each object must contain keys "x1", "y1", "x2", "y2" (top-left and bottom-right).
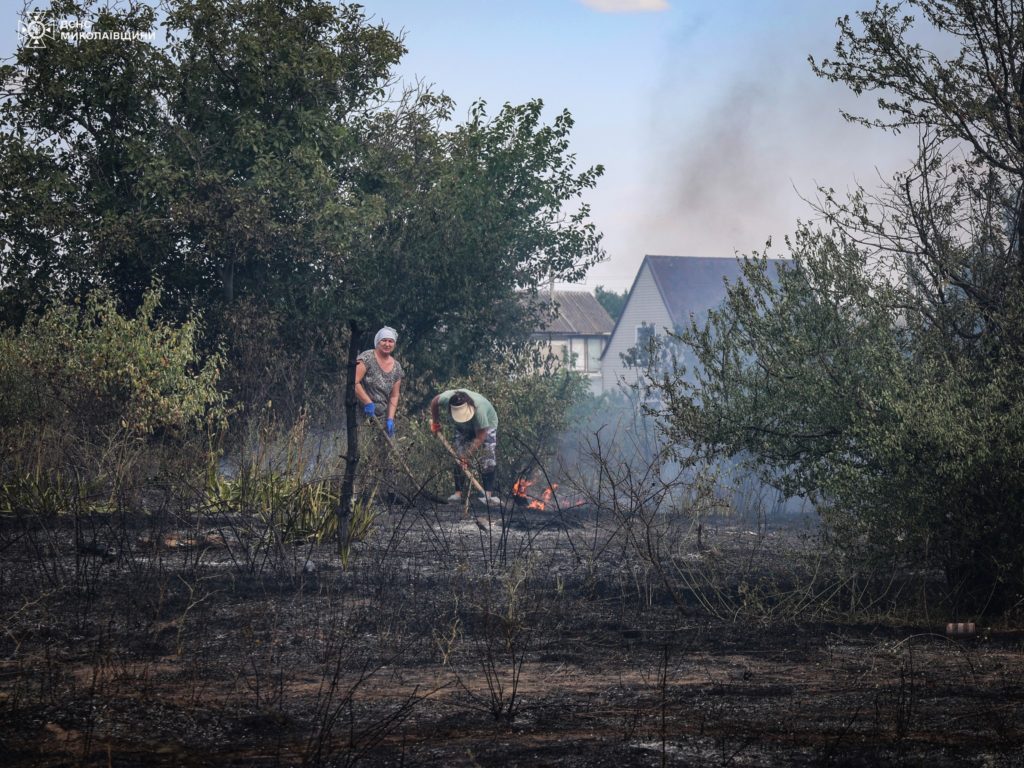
[{"x1": 374, "y1": 326, "x2": 397, "y2": 347}]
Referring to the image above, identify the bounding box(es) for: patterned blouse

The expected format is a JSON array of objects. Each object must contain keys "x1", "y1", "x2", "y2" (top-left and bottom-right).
[{"x1": 356, "y1": 349, "x2": 404, "y2": 413}]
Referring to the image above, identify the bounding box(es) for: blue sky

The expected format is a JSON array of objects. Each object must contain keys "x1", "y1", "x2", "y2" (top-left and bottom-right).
[
  {"x1": 359, "y1": 0, "x2": 916, "y2": 291},
  {"x1": 2, "y1": 0, "x2": 916, "y2": 293}
]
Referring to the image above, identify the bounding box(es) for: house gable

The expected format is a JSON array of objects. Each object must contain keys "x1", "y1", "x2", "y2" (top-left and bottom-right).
[
  {"x1": 600, "y1": 258, "x2": 674, "y2": 392},
  {"x1": 647, "y1": 255, "x2": 746, "y2": 330},
  {"x1": 601, "y1": 255, "x2": 758, "y2": 393}
]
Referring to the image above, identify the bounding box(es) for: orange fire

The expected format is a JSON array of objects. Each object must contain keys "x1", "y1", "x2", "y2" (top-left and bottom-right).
[
  {"x1": 512, "y1": 478, "x2": 558, "y2": 510},
  {"x1": 539, "y1": 484, "x2": 558, "y2": 507}
]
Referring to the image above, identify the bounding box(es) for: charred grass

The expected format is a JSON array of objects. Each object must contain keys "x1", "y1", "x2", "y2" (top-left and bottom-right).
[{"x1": 1, "y1": 501, "x2": 1023, "y2": 767}]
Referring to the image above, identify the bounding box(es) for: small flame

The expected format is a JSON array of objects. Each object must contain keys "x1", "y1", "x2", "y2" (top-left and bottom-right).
[
  {"x1": 539, "y1": 484, "x2": 558, "y2": 507},
  {"x1": 513, "y1": 478, "x2": 559, "y2": 510},
  {"x1": 512, "y1": 478, "x2": 533, "y2": 497}
]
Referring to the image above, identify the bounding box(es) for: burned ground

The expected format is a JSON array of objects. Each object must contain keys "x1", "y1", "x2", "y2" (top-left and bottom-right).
[{"x1": 1, "y1": 501, "x2": 1022, "y2": 767}]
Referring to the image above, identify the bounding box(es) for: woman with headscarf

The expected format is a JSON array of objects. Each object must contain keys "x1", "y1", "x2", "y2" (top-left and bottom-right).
[
  {"x1": 354, "y1": 326, "x2": 403, "y2": 436},
  {"x1": 353, "y1": 326, "x2": 404, "y2": 498}
]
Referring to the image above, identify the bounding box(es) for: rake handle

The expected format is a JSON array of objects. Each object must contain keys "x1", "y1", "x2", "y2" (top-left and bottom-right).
[
  {"x1": 368, "y1": 417, "x2": 448, "y2": 504},
  {"x1": 370, "y1": 417, "x2": 416, "y2": 477},
  {"x1": 434, "y1": 431, "x2": 488, "y2": 496}
]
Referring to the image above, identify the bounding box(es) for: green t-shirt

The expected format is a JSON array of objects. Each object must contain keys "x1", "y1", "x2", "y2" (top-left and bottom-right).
[{"x1": 437, "y1": 389, "x2": 498, "y2": 434}]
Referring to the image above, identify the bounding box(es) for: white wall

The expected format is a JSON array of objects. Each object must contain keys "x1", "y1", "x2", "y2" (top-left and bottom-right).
[{"x1": 601, "y1": 260, "x2": 674, "y2": 393}]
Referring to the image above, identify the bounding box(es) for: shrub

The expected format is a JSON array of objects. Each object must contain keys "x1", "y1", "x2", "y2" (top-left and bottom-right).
[{"x1": 0, "y1": 286, "x2": 227, "y2": 512}]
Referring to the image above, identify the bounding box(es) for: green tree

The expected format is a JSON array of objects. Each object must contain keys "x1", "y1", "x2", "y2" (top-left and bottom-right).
[
  {"x1": 0, "y1": 0, "x2": 171, "y2": 324},
  {"x1": 653, "y1": 0, "x2": 1024, "y2": 613},
  {"x1": 1, "y1": 2, "x2": 603, "y2": 401},
  {"x1": 161, "y1": 0, "x2": 403, "y2": 306},
  {"x1": 811, "y1": 0, "x2": 1024, "y2": 611},
  {"x1": 595, "y1": 285, "x2": 628, "y2": 322},
  {"x1": 160, "y1": 0, "x2": 407, "y2": 417},
  {"x1": 1, "y1": 0, "x2": 406, "y2": 412},
  {"x1": 334, "y1": 96, "x2": 604, "y2": 523},
  {"x1": 2, "y1": 2, "x2": 607, "y2": 554}
]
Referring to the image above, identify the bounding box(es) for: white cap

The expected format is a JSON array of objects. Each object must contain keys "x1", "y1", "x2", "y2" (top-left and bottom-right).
[{"x1": 450, "y1": 402, "x2": 475, "y2": 423}]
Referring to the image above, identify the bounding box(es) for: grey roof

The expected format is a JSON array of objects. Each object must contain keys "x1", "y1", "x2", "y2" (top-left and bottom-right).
[
  {"x1": 600, "y1": 255, "x2": 792, "y2": 362},
  {"x1": 601, "y1": 255, "x2": 760, "y2": 360},
  {"x1": 535, "y1": 290, "x2": 614, "y2": 336},
  {"x1": 645, "y1": 255, "x2": 747, "y2": 329}
]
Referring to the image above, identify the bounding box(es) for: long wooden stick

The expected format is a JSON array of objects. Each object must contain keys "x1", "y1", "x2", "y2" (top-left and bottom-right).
[
  {"x1": 371, "y1": 418, "x2": 416, "y2": 482},
  {"x1": 370, "y1": 418, "x2": 447, "y2": 504},
  {"x1": 435, "y1": 431, "x2": 488, "y2": 496}
]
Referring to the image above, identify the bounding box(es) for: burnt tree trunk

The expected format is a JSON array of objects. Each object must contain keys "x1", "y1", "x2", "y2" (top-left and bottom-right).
[{"x1": 337, "y1": 319, "x2": 362, "y2": 554}]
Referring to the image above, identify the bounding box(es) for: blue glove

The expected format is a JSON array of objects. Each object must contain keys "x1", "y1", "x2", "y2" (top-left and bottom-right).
[
  {"x1": 386, "y1": 418, "x2": 394, "y2": 437},
  {"x1": 363, "y1": 402, "x2": 376, "y2": 417}
]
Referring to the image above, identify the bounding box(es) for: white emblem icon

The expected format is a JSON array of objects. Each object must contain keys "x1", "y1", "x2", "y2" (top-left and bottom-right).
[{"x1": 18, "y1": 9, "x2": 55, "y2": 49}]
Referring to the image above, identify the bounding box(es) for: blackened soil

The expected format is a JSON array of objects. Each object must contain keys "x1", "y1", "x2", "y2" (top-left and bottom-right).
[{"x1": 1, "y1": 504, "x2": 1022, "y2": 767}]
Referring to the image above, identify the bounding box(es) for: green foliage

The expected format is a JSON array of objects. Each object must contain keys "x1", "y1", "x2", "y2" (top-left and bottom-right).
[
  {"x1": 647, "y1": 0, "x2": 1024, "y2": 614},
  {"x1": 0, "y1": 286, "x2": 225, "y2": 440},
  {"x1": 0, "y1": 285, "x2": 225, "y2": 514},
  {"x1": 334, "y1": 95, "x2": 605, "y2": 514},
  {"x1": 203, "y1": 410, "x2": 341, "y2": 542},
  {"x1": 161, "y1": 0, "x2": 405, "y2": 303},
  {"x1": 0, "y1": 0, "x2": 406, "y2": 322},
  {"x1": 0, "y1": 0, "x2": 406, "y2": 420},
  {"x1": 2, "y1": 1, "x2": 607, "y2": 549},
  {"x1": 206, "y1": 466, "x2": 339, "y2": 542},
  {"x1": 0, "y1": 472, "x2": 76, "y2": 517},
  {"x1": 594, "y1": 285, "x2": 628, "y2": 322},
  {"x1": 2, "y1": 2, "x2": 605, "y2": 427},
  {"x1": 0, "y1": 0, "x2": 171, "y2": 327},
  {"x1": 346, "y1": 96, "x2": 606, "y2": 393},
  {"x1": 810, "y1": 0, "x2": 1024, "y2": 613},
  {"x1": 654, "y1": 224, "x2": 1024, "y2": 611},
  {"x1": 809, "y1": 0, "x2": 1024, "y2": 177}
]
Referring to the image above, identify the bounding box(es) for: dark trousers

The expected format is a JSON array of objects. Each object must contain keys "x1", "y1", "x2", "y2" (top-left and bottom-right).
[{"x1": 453, "y1": 466, "x2": 496, "y2": 494}]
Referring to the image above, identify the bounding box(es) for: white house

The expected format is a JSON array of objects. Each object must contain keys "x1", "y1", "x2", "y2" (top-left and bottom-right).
[
  {"x1": 600, "y1": 255, "x2": 747, "y2": 393},
  {"x1": 531, "y1": 290, "x2": 614, "y2": 394}
]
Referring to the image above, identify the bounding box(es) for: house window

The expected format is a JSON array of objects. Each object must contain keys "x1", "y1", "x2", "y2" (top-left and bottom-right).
[
  {"x1": 623, "y1": 324, "x2": 659, "y2": 371},
  {"x1": 564, "y1": 337, "x2": 605, "y2": 372},
  {"x1": 573, "y1": 337, "x2": 598, "y2": 370},
  {"x1": 553, "y1": 337, "x2": 605, "y2": 373},
  {"x1": 635, "y1": 324, "x2": 655, "y2": 346},
  {"x1": 586, "y1": 338, "x2": 602, "y2": 372}
]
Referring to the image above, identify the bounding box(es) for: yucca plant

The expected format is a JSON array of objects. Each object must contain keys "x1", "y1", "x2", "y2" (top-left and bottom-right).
[{"x1": 0, "y1": 472, "x2": 71, "y2": 516}]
